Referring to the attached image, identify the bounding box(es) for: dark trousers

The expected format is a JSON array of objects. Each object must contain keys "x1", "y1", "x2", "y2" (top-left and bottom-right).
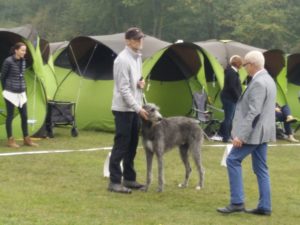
[
  {"x1": 109, "y1": 111, "x2": 140, "y2": 184},
  {"x1": 5, "y1": 99, "x2": 29, "y2": 138},
  {"x1": 276, "y1": 105, "x2": 292, "y2": 135},
  {"x1": 219, "y1": 96, "x2": 236, "y2": 142}
]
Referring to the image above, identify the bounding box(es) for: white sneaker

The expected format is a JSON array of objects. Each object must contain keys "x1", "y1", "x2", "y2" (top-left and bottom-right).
[
  {"x1": 287, "y1": 136, "x2": 299, "y2": 143},
  {"x1": 210, "y1": 134, "x2": 223, "y2": 141}
]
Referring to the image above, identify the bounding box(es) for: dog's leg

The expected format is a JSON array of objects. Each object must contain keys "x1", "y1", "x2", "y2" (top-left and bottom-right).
[
  {"x1": 178, "y1": 144, "x2": 192, "y2": 188},
  {"x1": 141, "y1": 149, "x2": 153, "y2": 192},
  {"x1": 156, "y1": 151, "x2": 164, "y2": 192},
  {"x1": 191, "y1": 142, "x2": 205, "y2": 190}
]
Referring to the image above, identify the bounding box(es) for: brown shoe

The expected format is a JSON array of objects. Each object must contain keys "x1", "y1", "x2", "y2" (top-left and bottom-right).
[
  {"x1": 7, "y1": 137, "x2": 20, "y2": 148},
  {"x1": 23, "y1": 136, "x2": 39, "y2": 147}
]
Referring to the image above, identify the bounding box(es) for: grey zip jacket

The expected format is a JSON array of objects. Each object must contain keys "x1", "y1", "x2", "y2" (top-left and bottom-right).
[{"x1": 111, "y1": 46, "x2": 143, "y2": 113}]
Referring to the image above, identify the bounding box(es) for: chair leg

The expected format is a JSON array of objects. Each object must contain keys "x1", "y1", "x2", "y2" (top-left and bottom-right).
[
  {"x1": 202, "y1": 130, "x2": 212, "y2": 141},
  {"x1": 295, "y1": 124, "x2": 300, "y2": 133}
]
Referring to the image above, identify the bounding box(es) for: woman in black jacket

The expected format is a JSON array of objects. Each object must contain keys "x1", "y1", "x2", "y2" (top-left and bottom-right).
[{"x1": 0, "y1": 42, "x2": 38, "y2": 148}]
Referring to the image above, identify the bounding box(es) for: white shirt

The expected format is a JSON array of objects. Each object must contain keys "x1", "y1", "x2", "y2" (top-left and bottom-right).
[{"x1": 2, "y1": 90, "x2": 27, "y2": 108}]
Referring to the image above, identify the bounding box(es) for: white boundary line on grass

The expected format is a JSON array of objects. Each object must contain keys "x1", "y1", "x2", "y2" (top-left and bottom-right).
[
  {"x1": 0, "y1": 147, "x2": 112, "y2": 157},
  {"x1": 0, "y1": 143, "x2": 299, "y2": 157}
]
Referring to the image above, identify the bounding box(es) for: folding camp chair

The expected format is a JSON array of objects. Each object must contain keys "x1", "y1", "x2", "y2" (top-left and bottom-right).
[
  {"x1": 192, "y1": 91, "x2": 222, "y2": 140},
  {"x1": 45, "y1": 100, "x2": 78, "y2": 138}
]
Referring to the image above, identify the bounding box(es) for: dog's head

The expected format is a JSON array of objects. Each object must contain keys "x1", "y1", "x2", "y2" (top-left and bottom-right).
[{"x1": 143, "y1": 103, "x2": 163, "y2": 123}]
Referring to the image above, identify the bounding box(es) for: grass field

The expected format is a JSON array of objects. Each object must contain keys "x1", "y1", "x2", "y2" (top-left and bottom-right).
[{"x1": 0, "y1": 128, "x2": 299, "y2": 225}]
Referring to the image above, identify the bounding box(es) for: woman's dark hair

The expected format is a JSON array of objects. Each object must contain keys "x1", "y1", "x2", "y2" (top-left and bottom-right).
[{"x1": 10, "y1": 42, "x2": 26, "y2": 55}]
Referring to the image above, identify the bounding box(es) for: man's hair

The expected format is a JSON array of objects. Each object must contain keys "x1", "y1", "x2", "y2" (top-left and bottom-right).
[
  {"x1": 229, "y1": 55, "x2": 242, "y2": 68},
  {"x1": 244, "y1": 51, "x2": 265, "y2": 69}
]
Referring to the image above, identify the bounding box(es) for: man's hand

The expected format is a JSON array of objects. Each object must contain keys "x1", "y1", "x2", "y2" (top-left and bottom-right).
[
  {"x1": 137, "y1": 78, "x2": 145, "y2": 89},
  {"x1": 275, "y1": 107, "x2": 281, "y2": 113},
  {"x1": 232, "y1": 137, "x2": 243, "y2": 148},
  {"x1": 139, "y1": 108, "x2": 148, "y2": 120}
]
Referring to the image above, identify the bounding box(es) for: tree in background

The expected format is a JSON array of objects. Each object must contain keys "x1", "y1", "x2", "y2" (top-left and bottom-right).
[{"x1": 0, "y1": 0, "x2": 299, "y2": 52}]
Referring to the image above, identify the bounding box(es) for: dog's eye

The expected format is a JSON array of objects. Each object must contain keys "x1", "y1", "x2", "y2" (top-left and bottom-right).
[{"x1": 150, "y1": 108, "x2": 155, "y2": 112}]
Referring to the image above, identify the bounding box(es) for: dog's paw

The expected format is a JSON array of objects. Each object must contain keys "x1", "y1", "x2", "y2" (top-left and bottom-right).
[
  {"x1": 156, "y1": 187, "x2": 163, "y2": 192},
  {"x1": 178, "y1": 183, "x2": 187, "y2": 188},
  {"x1": 140, "y1": 186, "x2": 149, "y2": 192}
]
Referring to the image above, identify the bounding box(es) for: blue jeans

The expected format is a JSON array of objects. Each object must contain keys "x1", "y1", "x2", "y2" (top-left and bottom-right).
[
  {"x1": 219, "y1": 96, "x2": 236, "y2": 142},
  {"x1": 226, "y1": 143, "x2": 271, "y2": 211},
  {"x1": 109, "y1": 111, "x2": 140, "y2": 184},
  {"x1": 276, "y1": 105, "x2": 292, "y2": 135}
]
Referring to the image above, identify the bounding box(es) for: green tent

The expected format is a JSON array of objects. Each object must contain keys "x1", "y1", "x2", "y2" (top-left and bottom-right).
[
  {"x1": 196, "y1": 40, "x2": 289, "y2": 111},
  {"x1": 49, "y1": 41, "x2": 69, "y2": 85},
  {"x1": 142, "y1": 41, "x2": 224, "y2": 118},
  {"x1": 263, "y1": 49, "x2": 288, "y2": 106},
  {"x1": 53, "y1": 34, "x2": 169, "y2": 131},
  {"x1": 222, "y1": 42, "x2": 288, "y2": 105},
  {"x1": 286, "y1": 54, "x2": 300, "y2": 118},
  {"x1": 0, "y1": 25, "x2": 50, "y2": 139}
]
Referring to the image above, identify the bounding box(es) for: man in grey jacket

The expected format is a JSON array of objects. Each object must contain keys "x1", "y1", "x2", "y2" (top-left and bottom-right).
[
  {"x1": 217, "y1": 51, "x2": 276, "y2": 215},
  {"x1": 108, "y1": 27, "x2": 148, "y2": 194}
]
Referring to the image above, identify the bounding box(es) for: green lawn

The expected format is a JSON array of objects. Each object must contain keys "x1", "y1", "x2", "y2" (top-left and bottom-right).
[{"x1": 0, "y1": 128, "x2": 299, "y2": 225}]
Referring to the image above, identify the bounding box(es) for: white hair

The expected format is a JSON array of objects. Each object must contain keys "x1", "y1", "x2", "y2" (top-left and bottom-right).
[{"x1": 244, "y1": 51, "x2": 265, "y2": 69}]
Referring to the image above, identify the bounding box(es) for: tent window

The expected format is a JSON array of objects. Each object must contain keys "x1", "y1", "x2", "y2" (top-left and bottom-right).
[
  {"x1": 288, "y1": 64, "x2": 300, "y2": 85},
  {"x1": 71, "y1": 44, "x2": 115, "y2": 80},
  {"x1": 54, "y1": 49, "x2": 72, "y2": 69},
  {"x1": 149, "y1": 48, "x2": 194, "y2": 81},
  {"x1": 40, "y1": 39, "x2": 50, "y2": 64},
  {"x1": 150, "y1": 53, "x2": 185, "y2": 81},
  {"x1": 203, "y1": 55, "x2": 214, "y2": 82}
]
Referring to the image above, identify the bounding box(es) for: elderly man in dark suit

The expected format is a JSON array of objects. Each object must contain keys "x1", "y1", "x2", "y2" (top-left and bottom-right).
[
  {"x1": 211, "y1": 55, "x2": 242, "y2": 142},
  {"x1": 217, "y1": 51, "x2": 276, "y2": 216}
]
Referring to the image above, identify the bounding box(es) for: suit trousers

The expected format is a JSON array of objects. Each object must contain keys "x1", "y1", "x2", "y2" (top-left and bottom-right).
[
  {"x1": 109, "y1": 111, "x2": 140, "y2": 184},
  {"x1": 219, "y1": 96, "x2": 236, "y2": 141},
  {"x1": 226, "y1": 143, "x2": 271, "y2": 211}
]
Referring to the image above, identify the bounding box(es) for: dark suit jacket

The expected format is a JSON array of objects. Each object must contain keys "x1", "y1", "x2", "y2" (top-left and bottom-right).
[{"x1": 221, "y1": 65, "x2": 242, "y2": 103}]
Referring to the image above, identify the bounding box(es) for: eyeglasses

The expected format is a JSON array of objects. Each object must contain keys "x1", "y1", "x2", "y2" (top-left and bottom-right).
[{"x1": 243, "y1": 62, "x2": 251, "y2": 67}]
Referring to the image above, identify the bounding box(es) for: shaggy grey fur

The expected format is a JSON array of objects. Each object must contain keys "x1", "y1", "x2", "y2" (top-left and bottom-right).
[{"x1": 140, "y1": 103, "x2": 205, "y2": 192}]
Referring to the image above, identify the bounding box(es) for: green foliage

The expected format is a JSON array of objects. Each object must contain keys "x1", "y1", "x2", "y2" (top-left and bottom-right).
[{"x1": 0, "y1": 0, "x2": 300, "y2": 51}]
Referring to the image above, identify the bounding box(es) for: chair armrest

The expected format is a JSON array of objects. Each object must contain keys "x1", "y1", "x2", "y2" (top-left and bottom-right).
[
  {"x1": 192, "y1": 108, "x2": 212, "y2": 114},
  {"x1": 207, "y1": 104, "x2": 224, "y2": 113}
]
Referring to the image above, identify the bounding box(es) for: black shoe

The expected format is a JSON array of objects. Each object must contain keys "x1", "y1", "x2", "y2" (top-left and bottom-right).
[
  {"x1": 217, "y1": 204, "x2": 245, "y2": 214},
  {"x1": 123, "y1": 180, "x2": 145, "y2": 189},
  {"x1": 108, "y1": 182, "x2": 132, "y2": 194},
  {"x1": 245, "y1": 208, "x2": 271, "y2": 216}
]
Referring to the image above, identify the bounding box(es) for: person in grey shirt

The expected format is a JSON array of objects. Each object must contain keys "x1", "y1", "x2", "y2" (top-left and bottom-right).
[
  {"x1": 108, "y1": 27, "x2": 148, "y2": 194},
  {"x1": 217, "y1": 51, "x2": 276, "y2": 216}
]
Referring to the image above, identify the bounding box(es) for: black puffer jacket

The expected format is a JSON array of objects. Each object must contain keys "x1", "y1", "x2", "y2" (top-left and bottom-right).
[{"x1": 0, "y1": 55, "x2": 26, "y2": 93}]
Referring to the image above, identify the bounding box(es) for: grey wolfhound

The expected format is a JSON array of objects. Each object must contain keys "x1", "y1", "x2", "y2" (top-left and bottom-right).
[{"x1": 140, "y1": 103, "x2": 205, "y2": 192}]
